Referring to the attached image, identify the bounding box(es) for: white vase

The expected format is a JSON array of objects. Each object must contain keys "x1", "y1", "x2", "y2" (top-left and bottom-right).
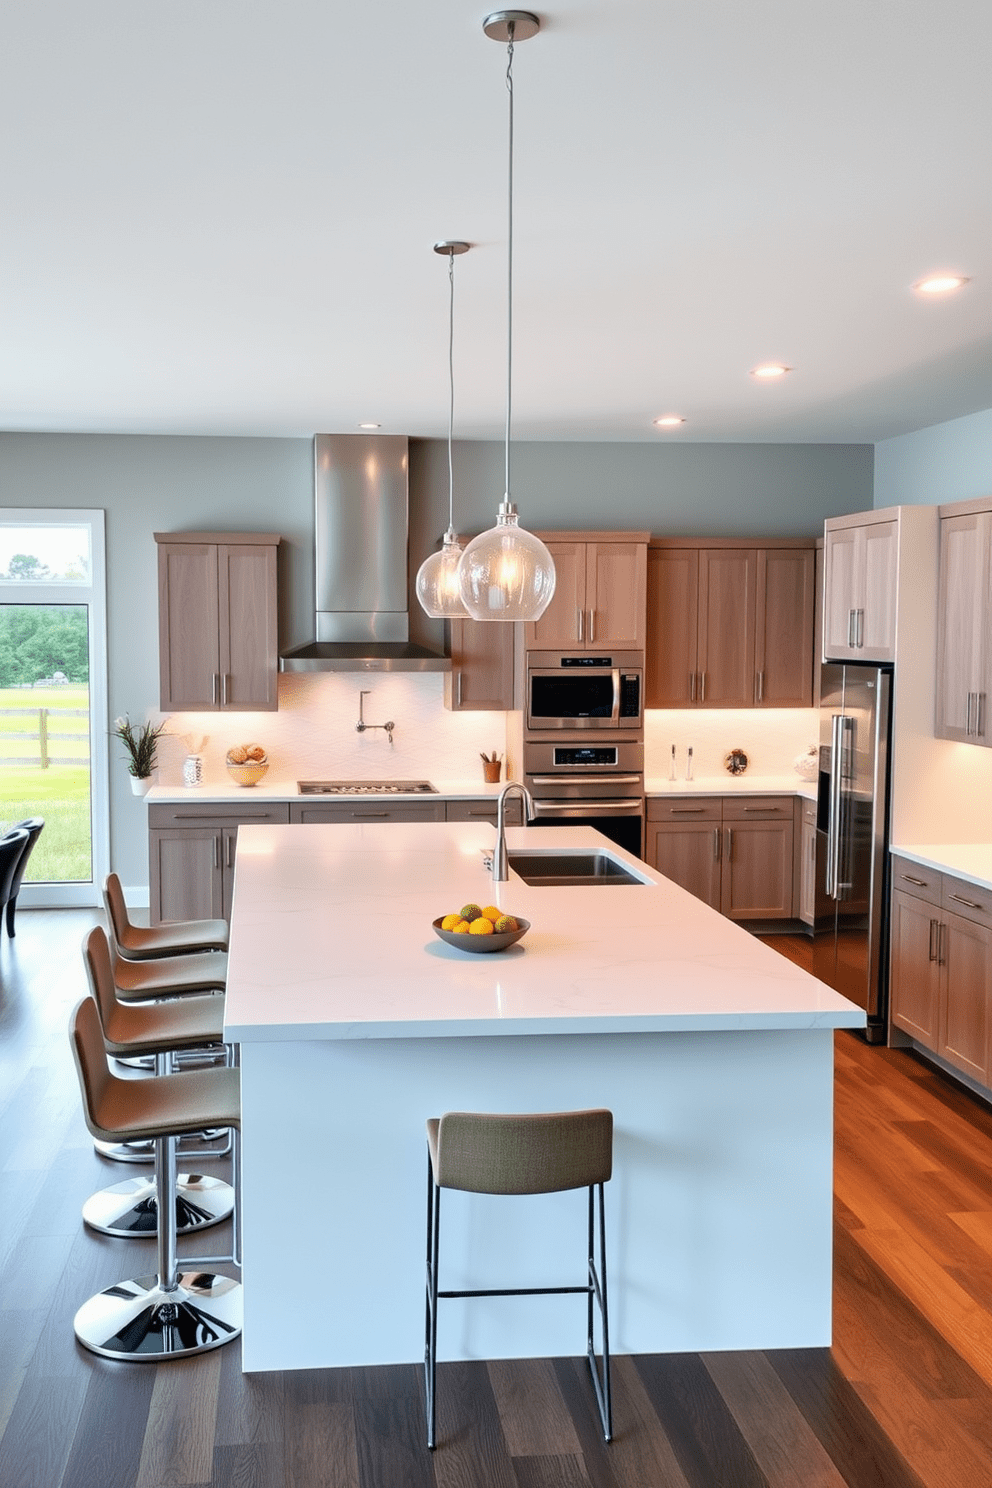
[
  {"x1": 183, "y1": 753, "x2": 204, "y2": 788},
  {"x1": 130, "y1": 774, "x2": 153, "y2": 797}
]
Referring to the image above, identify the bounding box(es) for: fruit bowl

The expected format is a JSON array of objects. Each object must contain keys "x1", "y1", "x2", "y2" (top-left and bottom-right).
[
  {"x1": 226, "y1": 759, "x2": 269, "y2": 787},
  {"x1": 432, "y1": 916, "x2": 530, "y2": 954}
]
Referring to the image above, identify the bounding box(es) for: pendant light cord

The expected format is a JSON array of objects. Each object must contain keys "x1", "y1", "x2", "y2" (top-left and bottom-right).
[
  {"x1": 504, "y1": 27, "x2": 515, "y2": 505},
  {"x1": 446, "y1": 248, "x2": 456, "y2": 534}
]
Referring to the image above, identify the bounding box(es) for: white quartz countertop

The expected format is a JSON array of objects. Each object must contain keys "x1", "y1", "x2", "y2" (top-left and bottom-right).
[
  {"x1": 145, "y1": 777, "x2": 513, "y2": 804},
  {"x1": 223, "y1": 821, "x2": 863, "y2": 1044},
  {"x1": 645, "y1": 774, "x2": 816, "y2": 800},
  {"x1": 891, "y1": 843, "x2": 992, "y2": 892}
]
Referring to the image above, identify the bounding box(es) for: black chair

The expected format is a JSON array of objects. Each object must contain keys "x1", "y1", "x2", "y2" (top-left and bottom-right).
[
  {"x1": 0, "y1": 829, "x2": 30, "y2": 938},
  {"x1": 3, "y1": 817, "x2": 44, "y2": 936}
]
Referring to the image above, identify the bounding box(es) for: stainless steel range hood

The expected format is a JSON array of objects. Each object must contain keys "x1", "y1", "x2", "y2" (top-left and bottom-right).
[{"x1": 280, "y1": 433, "x2": 450, "y2": 673}]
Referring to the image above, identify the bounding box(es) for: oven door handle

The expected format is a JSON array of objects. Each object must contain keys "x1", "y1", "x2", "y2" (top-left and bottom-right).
[
  {"x1": 531, "y1": 798, "x2": 644, "y2": 816},
  {"x1": 611, "y1": 668, "x2": 620, "y2": 723},
  {"x1": 529, "y1": 774, "x2": 643, "y2": 787}
]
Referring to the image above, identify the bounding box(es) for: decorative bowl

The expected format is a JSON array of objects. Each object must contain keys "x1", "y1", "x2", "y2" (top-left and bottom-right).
[
  {"x1": 431, "y1": 916, "x2": 530, "y2": 954},
  {"x1": 226, "y1": 760, "x2": 269, "y2": 787}
]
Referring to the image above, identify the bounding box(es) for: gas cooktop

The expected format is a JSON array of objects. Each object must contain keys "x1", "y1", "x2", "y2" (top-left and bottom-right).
[{"x1": 297, "y1": 780, "x2": 438, "y2": 796}]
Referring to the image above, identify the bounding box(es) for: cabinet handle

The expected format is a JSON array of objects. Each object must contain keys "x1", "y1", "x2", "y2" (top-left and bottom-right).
[
  {"x1": 928, "y1": 918, "x2": 938, "y2": 962},
  {"x1": 743, "y1": 805, "x2": 782, "y2": 814},
  {"x1": 854, "y1": 609, "x2": 863, "y2": 648},
  {"x1": 978, "y1": 693, "x2": 987, "y2": 738},
  {"x1": 672, "y1": 806, "x2": 706, "y2": 814},
  {"x1": 588, "y1": 609, "x2": 595, "y2": 644},
  {"x1": 213, "y1": 837, "x2": 219, "y2": 869},
  {"x1": 353, "y1": 810, "x2": 389, "y2": 818},
  {"x1": 222, "y1": 673, "x2": 229, "y2": 706},
  {"x1": 226, "y1": 835, "x2": 234, "y2": 868},
  {"x1": 937, "y1": 922, "x2": 947, "y2": 966},
  {"x1": 949, "y1": 892, "x2": 984, "y2": 911},
  {"x1": 754, "y1": 670, "x2": 764, "y2": 704},
  {"x1": 900, "y1": 873, "x2": 927, "y2": 887},
  {"x1": 577, "y1": 608, "x2": 583, "y2": 642},
  {"x1": 725, "y1": 826, "x2": 732, "y2": 859},
  {"x1": 690, "y1": 672, "x2": 696, "y2": 702},
  {"x1": 714, "y1": 827, "x2": 721, "y2": 860},
  {"x1": 966, "y1": 691, "x2": 974, "y2": 736},
  {"x1": 457, "y1": 673, "x2": 463, "y2": 708},
  {"x1": 700, "y1": 672, "x2": 706, "y2": 703},
  {"x1": 212, "y1": 673, "x2": 219, "y2": 705},
  {"x1": 848, "y1": 609, "x2": 856, "y2": 648}
]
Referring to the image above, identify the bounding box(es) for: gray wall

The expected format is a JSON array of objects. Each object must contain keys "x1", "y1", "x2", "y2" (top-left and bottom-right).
[
  {"x1": 873, "y1": 407, "x2": 992, "y2": 508},
  {"x1": 0, "y1": 430, "x2": 872, "y2": 886}
]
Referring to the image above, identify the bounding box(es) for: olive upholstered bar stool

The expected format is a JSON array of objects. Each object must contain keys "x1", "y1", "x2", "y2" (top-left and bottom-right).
[
  {"x1": 103, "y1": 871, "x2": 229, "y2": 960},
  {"x1": 81, "y1": 925, "x2": 235, "y2": 1240},
  {"x1": 69, "y1": 993, "x2": 242, "y2": 1360},
  {"x1": 424, "y1": 1108, "x2": 614, "y2": 1450}
]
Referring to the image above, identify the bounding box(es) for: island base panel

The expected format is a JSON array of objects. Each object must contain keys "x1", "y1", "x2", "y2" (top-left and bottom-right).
[{"x1": 238, "y1": 1028, "x2": 835, "y2": 1372}]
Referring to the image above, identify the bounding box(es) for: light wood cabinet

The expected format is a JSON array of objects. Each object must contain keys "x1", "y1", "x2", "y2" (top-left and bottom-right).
[
  {"x1": 935, "y1": 503, "x2": 992, "y2": 744},
  {"x1": 798, "y1": 798, "x2": 818, "y2": 927},
  {"x1": 646, "y1": 540, "x2": 815, "y2": 709},
  {"x1": 526, "y1": 533, "x2": 649, "y2": 650},
  {"x1": 646, "y1": 795, "x2": 794, "y2": 921},
  {"x1": 890, "y1": 855, "x2": 992, "y2": 1086},
  {"x1": 444, "y1": 798, "x2": 523, "y2": 827},
  {"x1": 822, "y1": 511, "x2": 898, "y2": 662},
  {"x1": 288, "y1": 801, "x2": 445, "y2": 824},
  {"x1": 148, "y1": 801, "x2": 290, "y2": 923},
  {"x1": 156, "y1": 532, "x2": 280, "y2": 712},
  {"x1": 444, "y1": 619, "x2": 517, "y2": 712}
]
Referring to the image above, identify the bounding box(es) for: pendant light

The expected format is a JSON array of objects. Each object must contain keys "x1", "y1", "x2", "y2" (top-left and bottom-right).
[
  {"x1": 416, "y1": 240, "x2": 471, "y2": 619},
  {"x1": 458, "y1": 10, "x2": 556, "y2": 623}
]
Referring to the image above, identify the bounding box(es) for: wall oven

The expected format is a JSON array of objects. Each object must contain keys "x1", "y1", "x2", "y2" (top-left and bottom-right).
[
  {"x1": 526, "y1": 650, "x2": 643, "y2": 732},
  {"x1": 522, "y1": 739, "x2": 645, "y2": 857}
]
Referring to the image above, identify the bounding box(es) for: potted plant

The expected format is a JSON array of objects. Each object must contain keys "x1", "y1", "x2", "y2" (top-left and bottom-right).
[{"x1": 112, "y1": 714, "x2": 169, "y2": 795}]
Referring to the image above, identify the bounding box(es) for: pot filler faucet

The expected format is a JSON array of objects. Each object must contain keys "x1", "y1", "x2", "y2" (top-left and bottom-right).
[
  {"x1": 492, "y1": 781, "x2": 534, "y2": 884},
  {"x1": 356, "y1": 690, "x2": 394, "y2": 746}
]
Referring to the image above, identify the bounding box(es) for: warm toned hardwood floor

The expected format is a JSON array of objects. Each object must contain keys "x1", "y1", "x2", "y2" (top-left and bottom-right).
[{"x1": 3, "y1": 910, "x2": 992, "y2": 1486}]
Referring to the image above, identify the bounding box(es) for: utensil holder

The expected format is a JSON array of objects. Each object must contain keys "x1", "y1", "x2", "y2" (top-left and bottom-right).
[{"x1": 482, "y1": 760, "x2": 502, "y2": 783}]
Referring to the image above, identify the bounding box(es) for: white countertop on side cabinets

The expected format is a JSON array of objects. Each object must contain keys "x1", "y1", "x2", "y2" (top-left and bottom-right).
[
  {"x1": 891, "y1": 843, "x2": 992, "y2": 893},
  {"x1": 645, "y1": 773, "x2": 817, "y2": 801},
  {"x1": 143, "y1": 777, "x2": 517, "y2": 805}
]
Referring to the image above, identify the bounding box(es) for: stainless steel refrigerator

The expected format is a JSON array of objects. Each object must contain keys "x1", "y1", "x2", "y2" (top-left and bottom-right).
[{"x1": 813, "y1": 664, "x2": 893, "y2": 1042}]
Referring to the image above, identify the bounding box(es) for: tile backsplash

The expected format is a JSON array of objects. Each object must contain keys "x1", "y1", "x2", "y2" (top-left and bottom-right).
[{"x1": 644, "y1": 708, "x2": 818, "y2": 780}]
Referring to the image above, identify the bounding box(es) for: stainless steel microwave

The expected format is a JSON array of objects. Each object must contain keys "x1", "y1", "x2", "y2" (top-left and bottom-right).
[{"x1": 525, "y1": 651, "x2": 644, "y2": 732}]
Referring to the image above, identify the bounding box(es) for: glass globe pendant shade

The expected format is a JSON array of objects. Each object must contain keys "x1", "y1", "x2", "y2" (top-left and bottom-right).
[
  {"x1": 458, "y1": 501, "x2": 557, "y2": 621},
  {"x1": 415, "y1": 527, "x2": 468, "y2": 619}
]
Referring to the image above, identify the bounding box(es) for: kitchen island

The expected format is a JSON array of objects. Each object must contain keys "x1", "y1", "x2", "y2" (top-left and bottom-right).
[{"x1": 224, "y1": 820, "x2": 863, "y2": 1373}]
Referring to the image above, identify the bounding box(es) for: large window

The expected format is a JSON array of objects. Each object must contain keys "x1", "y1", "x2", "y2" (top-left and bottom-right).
[{"x1": 0, "y1": 511, "x2": 108, "y2": 906}]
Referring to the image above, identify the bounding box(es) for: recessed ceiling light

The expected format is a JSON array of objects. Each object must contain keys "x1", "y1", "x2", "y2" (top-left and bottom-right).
[
  {"x1": 751, "y1": 364, "x2": 791, "y2": 379},
  {"x1": 914, "y1": 274, "x2": 970, "y2": 295},
  {"x1": 358, "y1": 422, "x2": 381, "y2": 430},
  {"x1": 653, "y1": 415, "x2": 685, "y2": 428}
]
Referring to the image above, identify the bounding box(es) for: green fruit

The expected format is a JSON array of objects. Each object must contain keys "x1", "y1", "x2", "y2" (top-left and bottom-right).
[
  {"x1": 494, "y1": 914, "x2": 517, "y2": 934},
  {"x1": 460, "y1": 902, "x2": 482, "y2": 922}
]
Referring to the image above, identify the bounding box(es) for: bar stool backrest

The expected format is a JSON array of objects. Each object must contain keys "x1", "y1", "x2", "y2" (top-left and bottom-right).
[
  {"x1": 0, "y1": 830, "x2": 29, "y2": 908},
  {"x1": 5, "y1": 817, "x2": 43, "y2": 896},
  {"x1": 82, "y1": 925, "x2": 123, "y2": 1029},
  {"x1": 102, "y1": 872, "x2": 137, "y2": 951},
  {"x1": 69, "y1": 995, "x2": 119, "y2": 1142},
  {"x1": 429, "y1": 1109, "x2": 613, "y2": 1195}
]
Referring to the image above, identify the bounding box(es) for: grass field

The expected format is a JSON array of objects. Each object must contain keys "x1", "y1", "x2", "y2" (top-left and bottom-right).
[{"x1": 0, "y1": 686, "x2": 92, "y2": 881}]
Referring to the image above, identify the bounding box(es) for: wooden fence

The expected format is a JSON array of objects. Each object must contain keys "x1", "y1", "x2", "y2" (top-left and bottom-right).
[{"x1": 3, "y1": 708, "x2": 90, "y2": 767}]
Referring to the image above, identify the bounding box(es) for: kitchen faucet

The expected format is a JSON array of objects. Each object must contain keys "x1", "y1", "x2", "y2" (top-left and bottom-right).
[
  {"x1": 355, "y1": 690, "x2": 394, "y2": 746},
  {"x1": 492, "y1": 781, "x2": 534, "y2": 883}
]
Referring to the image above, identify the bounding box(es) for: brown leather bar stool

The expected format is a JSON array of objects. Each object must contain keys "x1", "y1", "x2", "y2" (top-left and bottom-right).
[
  {"x1": 103, "y1": 871, "x2": 228, "y2": 960},
  {"x1": 424, "y1": 1108, "x2": 614, "y2": 1450},
  {"x1": 82, "y1": 925, "x2": 235, "y2": 1240},
  {"x1": 69, "y1": 994, "x2": 242, "y2": 1360}
]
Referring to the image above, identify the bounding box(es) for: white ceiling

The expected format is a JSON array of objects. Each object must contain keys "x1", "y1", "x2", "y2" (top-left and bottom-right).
[{"x1": 2, "y1": 1, "x2": 990, "y2": 445}]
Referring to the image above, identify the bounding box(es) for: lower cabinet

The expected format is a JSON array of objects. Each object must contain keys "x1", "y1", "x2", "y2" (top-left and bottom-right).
[
  {"x1": 798, "y1": 797, "x2": 817, "y2": 927},
  {"x1": 890, "y1": 856, "x2": 992, "y2": 1085},
  {"x1": 445, "y1": 799, "x2": 523, "y2": 827},
  {"x1": 288, "y1": 802, "x2": 445, "y2": 824},
  {"x1": 647, "y1": 796, "x2": 794, "y2": 921},
  {"x1": 149, "y1": 802, "x2": 291, "y2": 924}
]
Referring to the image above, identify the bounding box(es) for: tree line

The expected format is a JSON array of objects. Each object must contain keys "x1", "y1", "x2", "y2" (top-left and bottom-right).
[{"x1": 0, "y1": 605, "x2": 89, "y2": 687}]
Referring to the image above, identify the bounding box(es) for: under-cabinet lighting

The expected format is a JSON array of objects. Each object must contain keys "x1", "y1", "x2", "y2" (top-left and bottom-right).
[
  {"x1": 750, "y1": 364, "x2": 791, "y2": 379},
  {"x1": 914, "y1": 274, "x2": 970, "y2": 295}
]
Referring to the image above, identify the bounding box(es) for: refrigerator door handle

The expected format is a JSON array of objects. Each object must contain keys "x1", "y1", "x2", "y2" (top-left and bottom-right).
[{"x1": 826, "y1": 712, "x2": 844, "y2": 899}]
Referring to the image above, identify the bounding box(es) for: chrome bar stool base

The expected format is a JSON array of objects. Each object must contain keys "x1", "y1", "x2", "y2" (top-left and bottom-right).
[
  {"x1": 82, "y1": 1173, "x2": 235, "y2": 1238},
  {"x1": 73, "y1": 1271, "x2": 242, "y2": 1360},
  {"x1": 94, "y1": 1137, "x2": 155, "y2": 1164}
]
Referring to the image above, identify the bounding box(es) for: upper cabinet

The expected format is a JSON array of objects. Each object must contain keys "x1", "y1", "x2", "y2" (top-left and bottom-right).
[
  {"x1": 822, "y1": 510, "x2": 898, "y2": 661},
  {"x1": 935, "y1": 500, "x2": 992, "y2": 745},
  {"x1": 444, "y1": 618, "x2": 517, "y2": 712},
  {"x1": 156, "y1": 532, "x2": 281, "y2": 712},
  {"x1": 645, "y1": 539, "x2": 815, "y2": 709},
  {"x1": 524, "y1": 533, "x2": 649, "y2": 650}
]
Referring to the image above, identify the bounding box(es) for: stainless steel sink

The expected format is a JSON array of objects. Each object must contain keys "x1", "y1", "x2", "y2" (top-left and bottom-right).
[{"x1": 507, "y1": 850, "x2": 648, "y2": 886}]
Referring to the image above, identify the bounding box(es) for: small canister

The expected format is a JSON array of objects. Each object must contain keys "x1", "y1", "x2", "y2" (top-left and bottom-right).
[{"x1": 183, "y1": 753, "x2": 204, "y2": 788}]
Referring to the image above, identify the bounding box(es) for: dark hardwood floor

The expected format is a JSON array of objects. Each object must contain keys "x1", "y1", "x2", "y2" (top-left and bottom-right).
[{"x1": 2, "y1": 910, "x2": 992, "y2": 1487}]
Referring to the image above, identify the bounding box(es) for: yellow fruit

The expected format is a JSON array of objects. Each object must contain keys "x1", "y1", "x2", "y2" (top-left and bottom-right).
[
  {"x1": 440, "y1": 913, "x2": 462, "y2": 931},
  {"x1": 452, "y1": 920, "x2": 471, "y2": 934},
  {"x1": 481, "y1": 905, "x2": 502, "y2": 923},
  {"x1": 469, "y1": 917, "x2": 494, "y2": 935},
  {"x1": 494, "y1": 914, "x2": 517, "y2": 933},
  {"x1": 460, "y1": 903, "x2": 482, "y2": 923}
]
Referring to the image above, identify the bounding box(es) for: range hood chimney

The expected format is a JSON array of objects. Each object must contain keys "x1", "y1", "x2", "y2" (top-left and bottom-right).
[{"x1": 280, "y1": 433, "x2": 450, "y2": 673}]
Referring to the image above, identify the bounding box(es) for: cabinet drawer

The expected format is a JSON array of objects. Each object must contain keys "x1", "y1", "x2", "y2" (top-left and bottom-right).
[
  {"x1": 288, "y1": 802, "x2": 445, "y2": 824},
  {"x1": 941, "y1": 874, "x2": 992, "y2": 925},
  {"x1": 646, "y1": 797, "x2": 722, "y2": 823},
  {"x1": 890, "y1": 855, "x2": 941, "y2": 906},
  {"x1": 722, "y1": 796, "x2": 792, "y2": 821},
  {"x1": 801, "y1": 798, "x2": 817, "y2": 825},
  {"x1": 148, "y1": 802, "x2": 289, "y2": 829},
  {"x1": 445, "y1": 800, "x2": 522, "y2": 826}
]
